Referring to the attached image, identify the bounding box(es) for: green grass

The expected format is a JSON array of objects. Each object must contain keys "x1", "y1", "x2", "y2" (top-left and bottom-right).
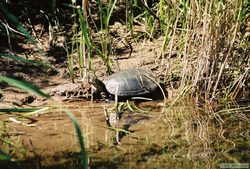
[
  {"x1": 0, "y1": 1, "x2": 249, "y2": 167},
  {"x1": 0, "y1": 1, "x2": 35, "y2": 43},
  {"x1": 66, "y1": 0, "x2": 116, "y2": 80},
  {"x1": 65, "y1": 110, "x2": 88, "y2": 168},
  {"x1": 0, "y1": 76, "x2": 50, "y2": 98},
  {"x1": 1, "y1": 0, "x2": 249, "y2": 100},
  {"x1": 0, "y1": 53, "x2": 49, "y2": 67}
]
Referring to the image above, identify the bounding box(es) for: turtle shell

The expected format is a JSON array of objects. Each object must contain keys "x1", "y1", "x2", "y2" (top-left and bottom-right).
[{"x1": 103, "y1": 68, "x2": 158, "y2": 97}]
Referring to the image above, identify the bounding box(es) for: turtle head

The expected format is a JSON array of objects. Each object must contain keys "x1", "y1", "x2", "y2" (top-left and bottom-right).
[{"x1": 88, "y1": 74, "x2": 108, "y2": 94}]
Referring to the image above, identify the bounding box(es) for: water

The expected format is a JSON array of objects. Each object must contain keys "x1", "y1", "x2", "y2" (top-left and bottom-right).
[{"x1": 0, "y1": 100, "x2": 249, "y2": 169}]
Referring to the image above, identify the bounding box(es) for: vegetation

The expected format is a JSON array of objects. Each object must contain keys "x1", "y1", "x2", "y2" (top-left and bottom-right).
[
  {"x1": 0, "y1": 0, "x2": 249, "y2": 168},
  {"x1": 0, "y1": 77, "x2": 87, "y2": 168},
  {"x1": 1, "y1": 0, "x2": 249, "y2": 100}
]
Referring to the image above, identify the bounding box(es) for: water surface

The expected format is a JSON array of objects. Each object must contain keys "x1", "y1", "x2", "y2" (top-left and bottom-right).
[{"x1": 1, "y1": 100, "x2": 249, "y2": 169}]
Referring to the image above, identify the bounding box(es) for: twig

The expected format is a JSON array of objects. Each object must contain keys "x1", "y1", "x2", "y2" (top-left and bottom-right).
[{"x1": 9, "y1": 117, "x2": 36, "y2": 127}]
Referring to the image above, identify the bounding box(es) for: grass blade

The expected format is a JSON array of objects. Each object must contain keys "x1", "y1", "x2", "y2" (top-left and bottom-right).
[
  {"x1": 0, "y1": 150, "x2": 11, "y2": 161},
  {"x1": 0, "y1": 1, "x2": 35, "y2": 43},
  {"x1": 64, "y1": 110, "x2": 88, "y2": 168},
  {"x1": 106, "y1": 0, "x2": 118, "y2": 26},
  {"x1": 0, "y1": 108, "x2": 40, "y2": 113},
  {"x1": 77, "y1": 6, "x2": 92, "y2": 47},
  {"x1": 0, "y1": 76, "x2": 50, "y2": 98},
  {"x1": 0, "y1": 53, "x2": 49, "y2": 67}
]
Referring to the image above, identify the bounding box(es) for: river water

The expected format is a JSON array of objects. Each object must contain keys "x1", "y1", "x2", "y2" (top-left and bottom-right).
[{"x1": 0, "y1": 100, "x2": 249, "y2": 169}]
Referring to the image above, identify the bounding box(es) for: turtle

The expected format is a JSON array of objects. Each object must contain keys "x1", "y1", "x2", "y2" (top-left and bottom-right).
[{"x1": 89, "y1": 68, "x2": 163, "y2": 101}]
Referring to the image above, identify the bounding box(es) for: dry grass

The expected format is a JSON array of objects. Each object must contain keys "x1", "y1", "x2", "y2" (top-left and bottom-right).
[{"x1": 154, "y1": 0, "x2": 249, "y2": 101}]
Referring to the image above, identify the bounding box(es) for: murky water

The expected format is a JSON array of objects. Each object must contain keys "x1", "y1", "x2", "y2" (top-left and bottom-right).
[{"x1": 0, "y1": 100, "x2": 249, "y2": 169}]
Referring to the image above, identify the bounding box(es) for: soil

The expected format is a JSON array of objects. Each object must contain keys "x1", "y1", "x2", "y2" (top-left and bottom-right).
[{"x1": 0, "y1": 23, "x2": 177, "y2": 107}]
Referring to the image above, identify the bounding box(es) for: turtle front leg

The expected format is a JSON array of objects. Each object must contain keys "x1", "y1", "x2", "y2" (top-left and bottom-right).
[
  {"x1": 103, "y1": 103, "x2": 124, "y2": 145},
  {"x1": 103, "y1": 108, "x2": 111, "y2": 127}
]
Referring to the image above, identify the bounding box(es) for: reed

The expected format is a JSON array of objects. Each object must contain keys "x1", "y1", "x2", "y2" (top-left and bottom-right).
[
  {"x1": 8, "y1": 0, "x2": 246, "y2": 100},
  {"x1": 94, "y1": 0, "x2": 118, "y2": 73},
  {"x1": 67, "y1": 2, "x2": 88, "y2": 81},
  {"x1": 67, "y1": 0, "x2": 120, "y2": 79},
  {"x1": 153, "y1": 0, "x2": 249, "y2": 101},
  {"x1": 0, "y1": 1, "x2": 249, "y2": 168},
  {"x1": 1, "y1": 0, "x2": 248, "y2": 100}
]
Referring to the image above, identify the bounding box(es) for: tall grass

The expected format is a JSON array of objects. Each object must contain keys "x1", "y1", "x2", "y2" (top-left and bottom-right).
[
  {"x1": 67, "y1": 0, "x2": 119, "y2": 80},
  {"x1": 66, "y1": 2, "x2": 88, "y2": 81},
  {"x1": 153, "y1": 0, "x2": 249, "y2": 101},
  {"x1": 63, "y1": 0, "x2": 249, "y2": 100},
  {"x1": 0, "y1": 53, "x2": 49, "y2": 67},
  {"x1": 1, "y1": 0, "x2": 248, "y2": 100},
  {"x1": 96, "y1": 0, "x2": 117, "y2": 73}
]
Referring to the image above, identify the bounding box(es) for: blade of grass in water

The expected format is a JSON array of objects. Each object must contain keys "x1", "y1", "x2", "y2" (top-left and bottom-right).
[
  {"x1": 64, "y1": 110, "x2": 88, "y2": 168},
  {"x1": 0, "y1": 76, "x2": 50, "y2": 98}
]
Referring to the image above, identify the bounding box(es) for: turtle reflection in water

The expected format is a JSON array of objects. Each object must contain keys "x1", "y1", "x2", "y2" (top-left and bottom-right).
[{"x1": 89, "y1": 68, "x2": 165, "y2": 101}]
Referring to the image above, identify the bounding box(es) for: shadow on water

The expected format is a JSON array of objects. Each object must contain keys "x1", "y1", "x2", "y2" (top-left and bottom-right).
[{"x1": 0, "y1": 100, "x2": 249, "y2": 169}]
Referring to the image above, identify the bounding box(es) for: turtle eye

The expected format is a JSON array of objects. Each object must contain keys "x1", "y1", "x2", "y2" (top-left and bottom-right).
[{"x1": 95, "y1": 79, "x2": 101, "y2": 85}]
